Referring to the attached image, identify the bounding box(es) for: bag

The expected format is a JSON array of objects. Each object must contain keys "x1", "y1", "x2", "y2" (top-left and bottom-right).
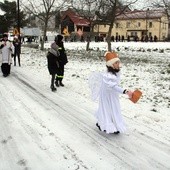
[{"x1": 129, "y1": 89, "x2": 142, "y2": 103}]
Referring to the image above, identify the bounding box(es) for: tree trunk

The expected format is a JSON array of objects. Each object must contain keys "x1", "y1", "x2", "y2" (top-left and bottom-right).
[
  {"x1": 107, "y1": 22, "x2": 114, "y2": 51},
  {"x1": 40, "y1": 20, "x2": 48, "y2": 51},
  {"x1": 86, "y1": 41, "x2": 90, "y2": 51},
  {"x1": 86, "y1": 24, "x2": 94, "y2": 51}
]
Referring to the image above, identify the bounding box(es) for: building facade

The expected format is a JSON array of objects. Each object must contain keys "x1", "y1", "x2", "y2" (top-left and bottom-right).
[{"x1": 93, "y1": 9, "x2": 169, "y2": 41}]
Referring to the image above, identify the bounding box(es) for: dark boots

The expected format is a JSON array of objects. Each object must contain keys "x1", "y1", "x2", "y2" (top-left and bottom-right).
[
  {"x1": 51, "y1": 74, "x2": 57, "y2": 92},
  {"x1": 50, "y1": 85, "x2": 56, "y2": 91},
  {"x1": 55, "y1": 79, "x2": 64, "y2": 87},
  {"x1": 55, "y1": 80, "x2": 59, "y2": 87},
  {"x1": 59, "y1": 81, "x2": 64, "y2": 87},
  {"x1": 50, "y1": 76, "x2": 65, "y2": 92}
]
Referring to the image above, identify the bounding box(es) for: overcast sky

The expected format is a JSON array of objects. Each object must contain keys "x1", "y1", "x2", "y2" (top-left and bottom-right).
[{"x1": 0, "y1": 0, "x2": 150, "y2": 15}]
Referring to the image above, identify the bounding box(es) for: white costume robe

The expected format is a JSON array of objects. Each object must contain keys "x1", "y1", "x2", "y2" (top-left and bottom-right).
[
  {"x1": 95, "y1": 71, "x2": 126, "y2": 134},
  {"x1": 0, "y1": 40, "x2": 14, "y2": 64},
  {"x1": 0, "y1": 40, "x2": 14, "y2": 76}
]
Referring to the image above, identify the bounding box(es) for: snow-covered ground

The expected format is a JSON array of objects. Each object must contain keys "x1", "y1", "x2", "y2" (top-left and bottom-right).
[{"x1": 0, "y1": 41, "x2": 170, "y2": 170}]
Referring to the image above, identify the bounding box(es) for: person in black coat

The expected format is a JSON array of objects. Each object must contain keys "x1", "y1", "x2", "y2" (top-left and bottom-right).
[
  {"x1": 47, "y1": 40, "x2": 60, "y2": 91},
  {"x1": 54, "y1": 34, "x2": 68, "y2": 87},
  {"x1": 13, "y1": 36, "x2": 21, "y2": 66}
]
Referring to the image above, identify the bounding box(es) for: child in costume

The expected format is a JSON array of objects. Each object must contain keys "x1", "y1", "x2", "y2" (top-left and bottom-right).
[{"x1": 89, "y1": 51, "x2": 132, "y2": 134}]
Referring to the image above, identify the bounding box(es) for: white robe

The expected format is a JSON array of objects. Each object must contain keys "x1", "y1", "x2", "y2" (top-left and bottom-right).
[
  {"x1": 94, "y1": 71, "x2": 126, "y2": 134},
  {"x1": 0, "y1": 40, "x2": 14, "y2": 65}
]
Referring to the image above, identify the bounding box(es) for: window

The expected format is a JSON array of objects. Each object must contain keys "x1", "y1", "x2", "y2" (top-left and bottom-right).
[
  {"x1": 130, "y1": 32, "x2": 137, "y2": 37},
  {"x1": 162, "y1": 23, "x2": 166, "y2": 29},
  {"x1": 131, "y1": 32, "x2": 134, "y2": 36},
  {"x1": 149, "y1": 22, "x2": 152, "y2": 28},
  {"x1": 138, "y1": 22, "x2": 141, "y2": 27},
  {"x1": 126, "y1": 22, "x2": 130, "y2": 28},
  {"x1": 162, "y1": 33, "x2": 166, "y2": 39}
]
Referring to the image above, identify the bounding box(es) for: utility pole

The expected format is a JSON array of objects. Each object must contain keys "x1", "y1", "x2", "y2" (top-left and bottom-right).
[
  {"x1": 17, "y1": 0, "x2": 21, "y2": 58},
  {"x1": 17, "y1": 0, "x2": 20, "y2": 35}
]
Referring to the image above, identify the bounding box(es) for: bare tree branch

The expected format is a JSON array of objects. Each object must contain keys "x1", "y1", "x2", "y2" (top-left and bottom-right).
[{"x1": 21, "y1": 0, "x2": 70, "y2": 50}]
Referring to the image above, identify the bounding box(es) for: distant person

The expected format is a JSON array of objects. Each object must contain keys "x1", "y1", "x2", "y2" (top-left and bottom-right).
[
  {"x1": 116, "y1": 35, "x2": 118, "y2": 42},
  {"x1": 145, "y1": 35, "x2": 149, "y2": 42},
  {"x1": 89, "y1": 51, "x2": 132, "y2": 134},
  {"x1": 127, "y1": 35, "x2": 130, "y2": 42},
  {"x1": 13, "y1": 36, "x2": 21, "y2": 66},
  {"x1": 118, "y1": 35, "x2": 121, "y2": 41},
  {"x1": 0, "y1": 33, "x2": 14, "y2": 77},
  {"x1": 54, "y1": 35, "x2": 68, "y2": 87},
  {"x1": 111, "y1": 36, "x2": 114, "y2": 42},
  {"x1": 121, "y1": 35, "x2": 125, "y2": 42},
  {"x1": 154, "y1": 35, "x2": 158, "y2": 42},
  {"x1": 141, "y1": 35, "x2": 144, "y2": 42},
  {"x1": 150, "y1": 35, "x2": 153, "y2": 42},
  {"x1": 134, "y1": 35, "x2": 138, "y2": 42},
  {"x1": 46, "y1": 38, "x2": 59, "y2": 91}
]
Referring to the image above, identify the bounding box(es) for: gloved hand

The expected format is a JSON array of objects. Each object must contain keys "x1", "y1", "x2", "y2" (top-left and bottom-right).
[
  {"x1": 0, "y1": 44, "x2": 4, "y2": 48},
  {"x1": 127, "y1": 90, "x2": 133, "y2": 99},
  {"x1": 9, "y1": 47, "x2": 12, "y2": 51},
  {"x1": 123, "y1": 89, "x2": 133, "y2": 98},
  {"x1": 11, "y1": 54, "x2": 15, "y2": 58}
]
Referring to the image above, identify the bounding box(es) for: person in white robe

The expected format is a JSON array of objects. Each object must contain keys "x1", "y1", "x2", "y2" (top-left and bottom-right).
[
  {"x1": 0, "y1": 33, "x2": 14, "y2": 77},
  {"x1": 90, "y1": 51, "x2": 132, "y2": 134}
]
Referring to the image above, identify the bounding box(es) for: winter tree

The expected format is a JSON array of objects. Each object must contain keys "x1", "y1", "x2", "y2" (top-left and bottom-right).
[
  {"x1": 21, "y1": 0, "x2": 69, "y2": 50},
  {"x1": 69, "y1": 0, "x2": 99, "y2": 51},
  {"x1": 150, "y1": 0, "x2": 170, "y2": 39},
  {"x1": 95, "y1": 0, "x2": 138, "y2": 51},
  {"x1": 0, "y1": 0, "x2": 27, "y2": 33}
]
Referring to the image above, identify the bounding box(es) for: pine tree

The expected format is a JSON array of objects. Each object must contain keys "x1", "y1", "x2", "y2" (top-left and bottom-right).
[{"x1": 0, "y1": 0, "x2": 27, "y2": 33}]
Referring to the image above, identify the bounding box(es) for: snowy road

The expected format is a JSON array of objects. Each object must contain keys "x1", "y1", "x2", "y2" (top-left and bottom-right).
[{"x1": 0, "y1": 70, "x2": 170, "y2": 170}]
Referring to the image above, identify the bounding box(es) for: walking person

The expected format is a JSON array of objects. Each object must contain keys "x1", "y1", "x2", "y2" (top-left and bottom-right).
[
  {"x1": 89, "y1": 51, "x2": 132, "y2": 134},
  {"x1": 46, "y1": 38, "x2": 60, "y2": 91},
  {"x1": 54, "y1": 34, "x2": 68, "y2": 87},
  {"x1": 0, "y1": 33, "x2": 14, "y2": 77},
  {"x1": 13, "y1": 36, "x2": 21, "y2": 66}
]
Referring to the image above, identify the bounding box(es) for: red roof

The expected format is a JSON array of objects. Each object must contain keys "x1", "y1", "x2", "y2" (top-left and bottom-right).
[
  {"x1": 61, "y1": 8, "x2": 90, "y2": 26},
  {"x1": 116, "y1": 9, "x2": 166, "y2": 20}
]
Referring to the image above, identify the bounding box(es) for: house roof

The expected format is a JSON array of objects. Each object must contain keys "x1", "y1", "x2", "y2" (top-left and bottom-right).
[
  {"x1": 61, "y1": 8, "x2": 90, "y2": 26},
  {"x1": 116, "y1": 9, "x2": 166, "y2": 20}
]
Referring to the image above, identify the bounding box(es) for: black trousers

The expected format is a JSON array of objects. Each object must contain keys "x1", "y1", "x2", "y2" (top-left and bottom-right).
[
  {"x1": 1, "y1": 63, "x2": 11, "y2": 76},
  {"x1": 14, "y1": 52, "x2": 20, "y2": 66},
  {"x1": 56, "y1": 64, "x2": 64, "y2": 82}
]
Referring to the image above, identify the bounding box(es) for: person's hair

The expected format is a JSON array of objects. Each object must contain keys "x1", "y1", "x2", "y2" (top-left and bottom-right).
[
  {"x1": 107, "y1": 66, "x2": 120, "y2": 75},
  {"x1": 55, "y1": 34, "x2": 63, "y2": 43},
  {"x1": 3, "y1": 34, "x2": 8, "y2": 38}
]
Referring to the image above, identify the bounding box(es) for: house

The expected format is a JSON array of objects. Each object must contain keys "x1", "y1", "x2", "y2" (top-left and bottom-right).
[
  {"x1": 93, "y1": 9, "x2": 169, "y2": 41},
  {"x1": 60, "y1": 8, "x2": 90, "y2": 39}
]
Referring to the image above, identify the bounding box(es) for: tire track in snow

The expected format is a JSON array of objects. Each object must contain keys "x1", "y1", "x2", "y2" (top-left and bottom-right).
[
  {"x1": 1, "y1": 75, "x2": 89, "y2": 169},
  {"x1": 11, "y1": 73, "x2": 133, "y2": 169},
  {"x1": 10, "y1": 72, "x2": 170, "y2": 169}
]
